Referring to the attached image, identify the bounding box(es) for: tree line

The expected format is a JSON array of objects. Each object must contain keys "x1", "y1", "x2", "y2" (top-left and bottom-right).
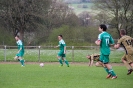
[{"x1": 0, "y1": 0, "x2": 133, "y2": 46}]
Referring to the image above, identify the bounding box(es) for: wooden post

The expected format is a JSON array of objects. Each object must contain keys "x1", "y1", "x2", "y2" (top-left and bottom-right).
[
  {"x1": 38, "y1": 46, "x2": 41, "y2": 62},
  {"x1": 72, "y1": 46, "x2": 74, "y2": 62}
]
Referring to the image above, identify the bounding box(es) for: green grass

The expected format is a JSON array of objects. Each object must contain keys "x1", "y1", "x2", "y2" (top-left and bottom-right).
[
  {"x1": 0, "y1": 49, "x2": 124, "y2": 63},
  {"x1": 68, "y1": 3, "x2": 98, "y2": 15},
  {"x1": 0, "y1": 64, "x2": 132, "y2": 88}
]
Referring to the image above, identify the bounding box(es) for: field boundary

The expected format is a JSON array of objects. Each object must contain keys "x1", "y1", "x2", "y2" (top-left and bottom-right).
[{"x1": 0, "y1": 61, "x2": 124, "y2": 66}]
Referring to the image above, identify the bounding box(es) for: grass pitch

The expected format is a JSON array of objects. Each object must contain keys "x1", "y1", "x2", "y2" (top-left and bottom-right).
[{"x1": 0, "y1": 63, "x2": 132, "y2": 88}]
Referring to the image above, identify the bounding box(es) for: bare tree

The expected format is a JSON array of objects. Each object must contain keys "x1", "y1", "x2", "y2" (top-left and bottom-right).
[
  {"x1": 0, "y1": 0, "x2": 52, "y2": 40},
  {"x1": 93, "y1": 0, "x2": 133, "y2": 37}
]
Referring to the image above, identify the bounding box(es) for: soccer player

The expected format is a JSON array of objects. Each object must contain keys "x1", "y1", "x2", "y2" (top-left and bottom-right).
[
  {"x1": 95, "y1": 24, "x2": 117, "y2": 79},
  {"x1": 86, "y1": 54, "x2": 103, "y2": 67},
  {"x1": 55, "y1": 35, "x2": 69, "y2": 67},
  {"x1": 114, "y1": 29, "x2": 133, "y2": 75},
  {"x1": 14, "y1": 35, "x2": 25, "y2": 67}
]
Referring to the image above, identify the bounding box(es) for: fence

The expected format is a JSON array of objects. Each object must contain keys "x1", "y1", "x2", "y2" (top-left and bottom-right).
[{"x1": 0, "y1": 45, "x2": 124, "y2": 63}]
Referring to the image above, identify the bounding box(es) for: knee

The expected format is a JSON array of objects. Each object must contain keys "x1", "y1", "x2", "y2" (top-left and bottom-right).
[
  {"x1": 95, "y1": 62, "x2": 102, "y2": 67},
  {"x1": 14, "y1": 56, "x2": 18, "y2": 60}
]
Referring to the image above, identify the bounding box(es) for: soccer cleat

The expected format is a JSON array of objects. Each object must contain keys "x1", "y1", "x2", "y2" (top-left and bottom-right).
[
  {"x1": 127, "y1": 69, "x2": 133, "y2": 75},
  {"x1": 106, "y1": 74, "x2": 111, "y2": 79},
  {"x1": 111, "y1": 76, "x2": 117, "y2": 79},
  {"x1": 59, "y1": 64, "x2": 63, "y2": 67},
  {"x1": 67, "y1": 65, "x2": 69, "y2": 67},
  {"x1": 21, "y1": 65, "x2": 25, "y2": 67}
]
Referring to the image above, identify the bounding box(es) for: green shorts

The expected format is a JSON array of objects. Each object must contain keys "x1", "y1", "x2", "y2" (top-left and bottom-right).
[
  {"x1": 100, "y1": 54, "x2": 109, "y2": 64},
  {"x1": 16, "y1": 51, "x2": 24, "y2": 57},
  {"x1": 58, "y1": 51, "x2": 66, "y2": 57}
]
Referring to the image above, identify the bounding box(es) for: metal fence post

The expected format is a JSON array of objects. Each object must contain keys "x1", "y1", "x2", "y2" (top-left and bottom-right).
[
  {"x1": 72, "y1": 46, "x2": 74, "y2": 62},
  {"x1": 38, "y1": 46, "x2": 41, "y2": 62},
  {"x1": 4, "y1": 45, "x2": 6, "y2": 62}
]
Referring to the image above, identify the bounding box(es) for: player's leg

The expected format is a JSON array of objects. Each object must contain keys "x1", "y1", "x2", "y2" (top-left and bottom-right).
[
  {"x1": 14, "y1": 56, "x2": 19, "y2": 61},
  {"x1": 121, "y1": 54, "x2": 132, "y2": 71},
  {"x1": 62, "y1": 54, "x2": 69, "y2": 67},
  {"x1": 97, "y1": 61, "x2": 111, "y2": 78},
  {"x1": 126, "y1": 54, "x2": 133, "y2": 75},
  {"x1": 105, "y1": 63, "x2": 117, "y2": 79},
  {"x1": 102, "y1": 55, "x2": 117, "y2": 79},
  {"x1": 18, "y1": 57, "x2": 25, "y2": 66},
  {"x1": 58, "y1": 56, "x2": 63, "y2": 66},
  {"x1": 14, "y1": 55, "x2": 25, "y2": 66},
  {"x1": 128, "y1": 62, "x2": 133, "y2": 75},
  {"x1": 57, "y1": 52, "x2": 63, "y2": 66},
  {"x1": 95, "y1": 61, "x2": 103, "y2": 67},
  {"x1": 19, "y1": 51, "x2": 25, "y2": 66},
  {"x1": 99, "y1": 55, "x2": 110, "y2": 74}
]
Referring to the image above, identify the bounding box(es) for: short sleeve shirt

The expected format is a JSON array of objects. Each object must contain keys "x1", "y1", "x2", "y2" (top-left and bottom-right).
[
  {"x1": 59, "y1": 39, "x2": 66, "y2": 52},
  {"x1": 98, "y1": 32, "x2": 114, "y2": 55},
  {"x1": 16, "y1": 40, "x2": 24, "y2": 52},
  {"x1": 117, "y1": 35, "x2": 133, "y2": 54}
]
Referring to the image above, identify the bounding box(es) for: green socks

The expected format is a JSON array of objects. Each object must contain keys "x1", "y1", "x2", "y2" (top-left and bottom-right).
[
  {"x1": 20, "y1": 59, "x2": 25, "y2": 66},
  {"x1": 64, "y1": 60, "x2": 69, "y2": 67},
  {"x1": 58, "y1": 58, "x2": 69, "y2": 67},
  {"x1": 104, "y1": 67, "x2": 110, "y2": 74},
  {"x1": 109, "y1": 69, "x2": 116, "y2": 76},
  {"x1": 59, "y1": 59, "x2": 63, "y2": 65},
  {"x1": 104, "y1": 67, "x2": 116, "y2": 76}
]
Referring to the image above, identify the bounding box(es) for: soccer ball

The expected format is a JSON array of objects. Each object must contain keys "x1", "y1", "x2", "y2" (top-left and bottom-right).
[{"x1": 40, "y1": 63, "x2": 44, "y2": 67}]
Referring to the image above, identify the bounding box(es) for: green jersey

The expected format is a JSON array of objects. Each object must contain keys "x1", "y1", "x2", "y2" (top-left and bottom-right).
[
  {"x1": 59, "y1": 39, "x2": 66, "y2": 52},
  {"x1": 16, "y1": 40, "x2": 24, "y2": 56},
  {"x1": 98, "y1": 32, "x2": 114, "y2": 55}
]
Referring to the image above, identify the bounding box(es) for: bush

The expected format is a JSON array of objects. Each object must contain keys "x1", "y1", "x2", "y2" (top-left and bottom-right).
[{"x1": 48, "y1": 25, "x2": 99, "y2": 46}]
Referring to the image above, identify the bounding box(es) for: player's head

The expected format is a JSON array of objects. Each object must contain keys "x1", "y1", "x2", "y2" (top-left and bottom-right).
[
  {"x1": 58, "y1": 35, "x2": 63, "y2": 41},
  {"x1": 15, "y1": 35, "x2": 20, "y2": 41},
  {"x1": 86, "y1": 55, "x2": 91, "y2": 59},
  {"x1": 120, "y1": 29, "x2": 126, "y2": 36},
  {"x1": 99, "y1": 24, "x2": 107, "y2": 32}
]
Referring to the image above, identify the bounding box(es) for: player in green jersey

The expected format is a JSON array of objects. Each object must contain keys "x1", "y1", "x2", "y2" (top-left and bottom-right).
[
  {"x1": 14, "y1": 35, "x2": 25, "y2": 67},
  {"x1": 95, "y1": 24, "x2": 117, "y2": 79},
  {"x1": 55, "y1": 35, "x2": 69, "y2": 67}
]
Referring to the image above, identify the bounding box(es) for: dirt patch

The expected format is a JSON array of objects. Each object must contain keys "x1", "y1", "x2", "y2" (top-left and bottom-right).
[{"x1": 0, "y1": 61, "x2": 124, "y2": 66}]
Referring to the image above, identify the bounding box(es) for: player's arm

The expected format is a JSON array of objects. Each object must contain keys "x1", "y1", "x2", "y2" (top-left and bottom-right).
[
  {"x1": 95, "y1": 34, "x2": 101, "y2": 45},
  {"x1": 55, "y1": 45, "x2": 60, "y2": 48},
  {"x1": 64, "y1": 46, "x2": 66, "y2": 54},
  {"x1": 109, "y1": 44, "x2": 115, "y2": 46},
  {"x1": 114, "y1": 43, "x2": 120, "y2": 49},
  {"x1": 89, "y1": 55, "x2": 94, "y2": 66},
  {"x1": 109, "y1": 36, "x2": 115, "y2": 46},
  {"x1": 17, "y1": 45, "x2": 22, "y2": 53},
  {"x1": 88, "y1": 59, "x2": 91, "y2": 66},
  {"x1": 95, "y1": 40, "x2": 101, "y2": 45},
  {"x1": 114, "y1": 39, "x2": 121, "y2": 49},
  {"x1": 89, "y1": 59, "x2": 94, "y2": 66},
  {"x1": 17, "y1": 41, "x2": 23, "y2": 53},
  {"x1": 88, "y1": 58, "x2": 92, "y2": 66}
]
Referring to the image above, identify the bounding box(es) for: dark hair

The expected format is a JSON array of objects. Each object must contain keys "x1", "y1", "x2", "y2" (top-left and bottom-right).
[
  {"x1": 99, "y1": 24, "x2": 107, "y2": 31},
  {"x1": 58, "y1": 35, "x2": 63, "y2": 38},
  {"x1": 120, "y1": 29, "x2": 126, "y2": 35},
  {"x1": 15, "y1": 35, "x2": 19, "y2": 38}
]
